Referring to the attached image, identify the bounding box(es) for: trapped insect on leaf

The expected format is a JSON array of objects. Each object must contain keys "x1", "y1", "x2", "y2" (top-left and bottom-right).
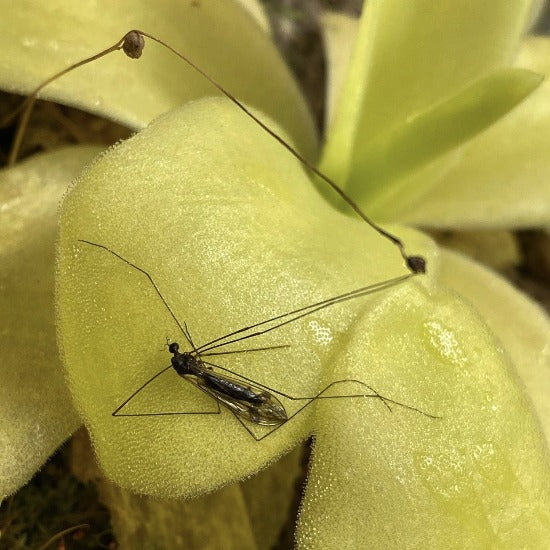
[{"x1": 1, "y1": 1, "x2": 550, "y2": 548}]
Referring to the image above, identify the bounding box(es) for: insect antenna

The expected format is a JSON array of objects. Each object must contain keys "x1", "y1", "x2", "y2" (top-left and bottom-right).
[
  {"x1": 4, "y1": 29, "x2": 426, "y2": 275},
  {"x1": 183, "y1": 321, "x2": 199, "y2": 353}
]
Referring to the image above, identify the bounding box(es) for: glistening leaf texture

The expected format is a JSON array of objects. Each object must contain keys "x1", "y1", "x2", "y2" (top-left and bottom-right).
[{"x1": 57, "y1": 98, "x2": 425, "y2": 498}]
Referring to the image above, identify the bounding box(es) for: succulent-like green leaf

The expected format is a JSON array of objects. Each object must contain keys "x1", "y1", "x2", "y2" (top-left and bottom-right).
[
  {"x1": 320, "y1": 12, "x2": 359, "y2": 130},
  {"x1": 321, "y1": 0, "x2": 532, "y2": 188},
  {"x1": 348, "y1": 68, "x2": 543, "y2": 217},
  {"x1": 56, "y1": 98, "x2": 434, "y2": 499},
  {"x1": 0, "y1": 146, "x2": 101, "y2": 497},
  {"x1": 396, "y1": 36, "x2": 550, "y2": 228},
  {"x1": 296, "y1": 283, "x2": 550, "y2": 548},
  {"x1": 439, "y1": 248, "x2": 550, "y2": 442},
  {"x1": 56, "y1": 99, "x2": 550, "y2": 549}
]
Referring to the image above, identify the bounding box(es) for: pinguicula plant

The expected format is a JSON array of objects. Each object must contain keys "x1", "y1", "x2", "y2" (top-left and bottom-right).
[{"x1": 1, "y1": 1, "x2": 550, "y2": 548}]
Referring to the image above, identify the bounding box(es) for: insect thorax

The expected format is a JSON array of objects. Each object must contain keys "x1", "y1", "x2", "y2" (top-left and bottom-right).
[{"x1": 170, "y1": 351, "x2": 200, "y2": 377}]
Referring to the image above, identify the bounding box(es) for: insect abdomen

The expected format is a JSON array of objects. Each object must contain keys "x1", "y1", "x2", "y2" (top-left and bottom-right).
[{"x1": 202, "y1": 371, "x2": 258, "y2": 402}]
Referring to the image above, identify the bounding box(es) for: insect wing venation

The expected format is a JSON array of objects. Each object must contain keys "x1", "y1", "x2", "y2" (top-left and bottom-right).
[{"x1": 192, "y1": 371, "x2": 287, "y2": 426}]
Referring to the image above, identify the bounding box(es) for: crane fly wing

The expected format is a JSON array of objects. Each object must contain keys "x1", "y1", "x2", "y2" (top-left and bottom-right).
[{"x1": 183, "y1": 370, "x2": 287, "y2": 426}]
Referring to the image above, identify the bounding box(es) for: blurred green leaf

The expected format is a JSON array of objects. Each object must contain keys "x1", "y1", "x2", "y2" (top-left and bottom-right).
[
  {"x1": 348, "y1": 68, "x2": 543, "y2": 216},
  {"x1": 0, "y1": 146, "x2": 100, "y2": 497}
]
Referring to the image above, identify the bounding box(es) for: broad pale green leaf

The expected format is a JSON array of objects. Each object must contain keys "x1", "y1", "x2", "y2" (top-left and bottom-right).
[
  {"x1": 397, "y1": 36, "x2": 550, "y2": 228},
  {"x1": 320, "y1": 0, "x2": 532, "y2": 189},
  {"x1": 0, "y1": 0, "x2": 317, "y2": 160},
  {"x1": 0, "y1": 146, "x2": 101, "y2": 497},
  {"x1": 57, "y1": 98, "x2": 434, "y2": 499},
  {"x1": 439, "y1": 248, "x2": 550, "y2": 442},
  {"x1": 57, "y1": 98, "x2": 550, "y2": 549},
  {"x1": 296, "y1": 284, "x2": 550, "y2": 549},
  {"x1": 347, "y1": 69, "x2": 543, "y2": 217}
]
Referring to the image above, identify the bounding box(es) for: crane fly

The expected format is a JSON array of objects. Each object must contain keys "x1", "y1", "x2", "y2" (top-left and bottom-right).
[{"x1": 80, "y1": 239, "x2": 438, "y2": 441}]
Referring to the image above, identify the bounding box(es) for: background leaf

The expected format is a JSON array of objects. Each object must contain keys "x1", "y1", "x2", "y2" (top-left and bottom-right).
[
  {"x1": 396, "y1": 36, "x2": 550, "y2": 227},
  {"x1": 321, "y1": 0, "x2": 532, "y2": 189},
  {"x1": 0, "y1": 146, "x2": 100, "y2": 496},
  {"x1": 348, "y1": 69, "x2": 542, "y2": 217}
]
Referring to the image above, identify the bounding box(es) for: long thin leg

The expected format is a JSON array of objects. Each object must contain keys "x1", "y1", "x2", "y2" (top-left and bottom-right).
[
  {"x1": 79, "y1": 239, "x2": 413, "y2": 361},
  {"x1": 240, "y1": 380, "x2": 438, "y2": 441},
  {"x1": 199, "y1": 344, "x2": 291, "y2": 358},
  {"x1": 203, "y1": 360, "x2": 385, "y2": 407},
  {"x1": 79, "y1": 239, "x2": 193, "y2": 349},
  {"x1": 136, "y1": 30, "x2": 421, "y2": 271},
  {"x1": 112, "y1": 371, "x2": 222, "y2": 417},
  {"x1": 201, "y1": 361, "x2": 438, "y2": 418},
  {"x1": 203, "y1": 360, "x2": 389, "y2": 409},
  {"x1": 230, "y1": 410, "x2": 264, "y2": 441},
  {"x1": 113, "y1": 401, "x2": 221, "y2": 417},
  {"x1": 4, "y1": 28, "x2": 424, "y2": 269},
  {"x1": 112, "y1": 365, "x2": 173, "y2": 416},
  {"x1": 287, "y1": 379, "x2": 440, "y2": 419},
  {"x1": 196, "y1": 274, "x2": 413, "y2": 354}
]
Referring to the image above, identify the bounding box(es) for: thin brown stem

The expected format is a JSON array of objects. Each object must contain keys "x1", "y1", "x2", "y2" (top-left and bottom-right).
[
  {"x1": 4, "y1": 38, "x2": 126, "y2": 165},
  {"x1": 4, "y1": 28, "x2": 426, "y2": 273}
]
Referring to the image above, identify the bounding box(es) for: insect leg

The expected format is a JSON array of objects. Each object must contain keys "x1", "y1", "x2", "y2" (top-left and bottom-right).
[
  {"x1": 195, "y1": 274, "x2": 413, "y2": 354},
  {"x1": 199, "y1": 344, "x2": 291, "y2": 357},
  {"x1": 202, "y1": 361, "x2": 438, "y2": 419},
  {"x1": 279, "y1": 379, "x2": 440, "y2": 419},
  {"x1": 250, "y1": 382, "x2": 439, "y2": 442},
  {"x1": 228, "y1": 407, "x2": 308, "y2": 442},
  {"x1": 200, "y1": 360, "x2": 393, "y2": 410},
  {"x1": 282, "y1": 379, "x2": 393, "y2": 413},
  {"x1": 112, "y1": 405, "x2": 221, "y2": 418},
  {"x1": 134, "y1": 30, "x2": 425, "y2": 273},
  {"x1": 201, "y1": 360, "x2": 391, "y2": 410},
  {"x1": 228, "y1": 410, "x2": 265, "y2": 441},
  {"x1": 78, "y1": 239, "x2": 193, "y2": 349},
  {"x1": 112, "y1": 364, "x2": 222, "y2": 417},
  {"x1": 113, "y1": 373, "x2": 222, "y2": 417},
  {"x1": 290, "y1": 379, "x2": 440, "y2": 419}
]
